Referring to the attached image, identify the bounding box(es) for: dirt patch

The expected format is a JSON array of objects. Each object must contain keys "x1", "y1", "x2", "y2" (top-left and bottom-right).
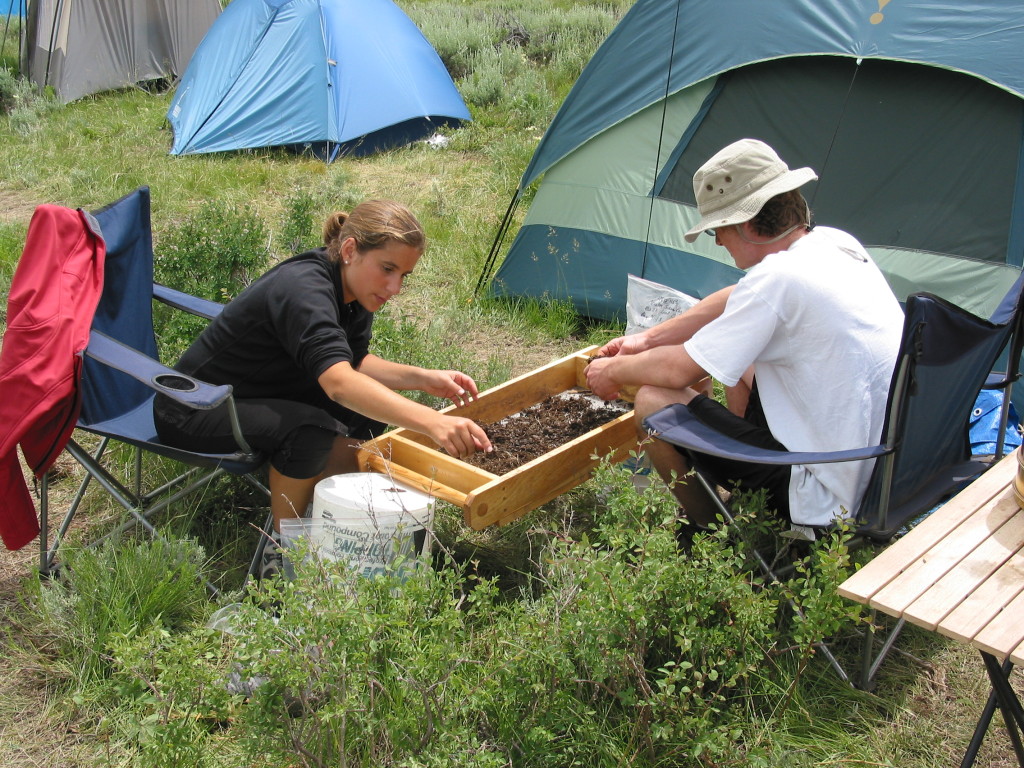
[
  {"x1": 0, "y1": 188, "x2": 41, "y2": 226},
  {"x1": 462, "y1": 390, "x2": 631, "y2": 475}
]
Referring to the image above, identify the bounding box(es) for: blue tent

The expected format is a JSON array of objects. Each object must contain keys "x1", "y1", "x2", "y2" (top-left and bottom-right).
[
  {"x1": 2, "y1": 0, "x2": 24, "y2": 16},
  {"x1": 167, "y1": 0, "x2": 470, "y2": 161},
  {"x1": 482, "y1": 0, "x2": 1024, "y2": 323}
]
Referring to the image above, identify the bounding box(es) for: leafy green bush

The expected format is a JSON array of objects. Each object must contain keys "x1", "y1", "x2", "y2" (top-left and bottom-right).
[
  {"x1": 542, "y1": 7, "x2": 619, "y2": 86},
  {"x1": 0, "y1": 66, "x2": 18, "y2": 114},
  {"x1": 277, "y1": 177, "x2": 361, "y2": 257},
  {"x1": 279, "y1": 188, "x2": 322, "y2": 256},
  {"x1": 0, "y1": 66, "x2": 57, "y2": 132},
  {"x1": 92, "y1": 458, "x2": 859, "y2": 765},
  {"x1": 152, "y1": 200, "x2": 271, "y2": 362},
  {"x1": 27, "y1": 537, "x2": 209, "y2": 688},
  {"x1": 410, "y1": 4, "x2": 501, "y2": 80}
]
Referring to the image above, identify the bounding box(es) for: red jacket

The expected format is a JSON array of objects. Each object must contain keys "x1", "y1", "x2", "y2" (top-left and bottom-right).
[{"x1": 0, "y1": 205, "x2": 105, "y2": 550}]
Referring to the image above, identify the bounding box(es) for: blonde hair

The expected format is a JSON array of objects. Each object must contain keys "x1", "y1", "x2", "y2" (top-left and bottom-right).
[{"x1": 323, "y1": 199, "x2": 425, "y2": 263}]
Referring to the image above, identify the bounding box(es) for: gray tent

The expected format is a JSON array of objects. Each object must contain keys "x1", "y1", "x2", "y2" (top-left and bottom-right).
[{"x1": 21, "y1": 0, "x2": 219, "y2": 103}]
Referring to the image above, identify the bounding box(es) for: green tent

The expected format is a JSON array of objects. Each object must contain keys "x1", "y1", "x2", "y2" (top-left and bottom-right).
[{"x1": 481, "y1": 0, "x2": 1024, "y2": 322}]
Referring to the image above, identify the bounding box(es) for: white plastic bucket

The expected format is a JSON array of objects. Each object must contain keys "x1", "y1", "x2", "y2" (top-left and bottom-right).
[{"x1": 280, "y1": 473, "x2": 435, "y2": 580}]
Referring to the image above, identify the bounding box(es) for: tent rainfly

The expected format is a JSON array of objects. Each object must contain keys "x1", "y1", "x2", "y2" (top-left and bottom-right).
[
  {"x1": 166, "y1": 0, "x2": 471, "y2": 161},
  {"x1": 481, "y1": 0, "x2": 1024, "y2": 324},
  {"x1": 21, "y1": 0, "x2": 219, "y2": 103}
]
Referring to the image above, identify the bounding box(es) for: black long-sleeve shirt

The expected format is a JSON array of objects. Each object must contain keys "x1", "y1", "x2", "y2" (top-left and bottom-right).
[{"x1": 176, "y1": 248, "x2": 373, "y2": 405}]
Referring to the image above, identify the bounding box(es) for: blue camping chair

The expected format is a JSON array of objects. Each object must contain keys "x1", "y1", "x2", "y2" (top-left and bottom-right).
[
  {"x1": 643, "y1": 279, "x2": 1024, "y2": 687},
  {"x1": 38, "y1": 187, "x2": 270, "y2": 592}
]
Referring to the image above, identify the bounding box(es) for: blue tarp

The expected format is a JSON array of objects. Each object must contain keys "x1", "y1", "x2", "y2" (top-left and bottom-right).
[
  {"x1": 167, "y1": 0, "x2": 470, "y2": 160},
  {"x1": 1, "y1": 0, "x2": 24, "y2": 16},
  {"x1": 969, "y1": 390, "x2": 1023, "y2": 456}
]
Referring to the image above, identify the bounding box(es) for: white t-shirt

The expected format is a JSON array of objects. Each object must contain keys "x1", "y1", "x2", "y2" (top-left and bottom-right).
[{"x1": 684, "y1": 227, "x2": 904, "y2": 526}]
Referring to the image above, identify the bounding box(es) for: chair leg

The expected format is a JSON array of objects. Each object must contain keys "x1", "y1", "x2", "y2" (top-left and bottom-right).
[
  {"x1": 690, "y1": 469, "x2": 855, "y2": 686},
  {"x1": 40, "y1": 438, "x2": 110, "y2": 577},
  {"x1": 856, "y1": 610, "x2": 907, "y2": 690},
  {"x1": 46, "y1": 438, "x2": 273, "y2": 598},
  {"x1": 39, "y1": 471, "x2": 51, "y2": 577},
  {"x1": 245, "y1": 510, "x2": 276, "y2": 589}
]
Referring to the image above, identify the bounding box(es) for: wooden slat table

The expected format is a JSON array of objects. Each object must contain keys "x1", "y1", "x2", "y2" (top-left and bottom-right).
[{"x1": 839, "y1": 449, "x2": 1024, "y2": 767}]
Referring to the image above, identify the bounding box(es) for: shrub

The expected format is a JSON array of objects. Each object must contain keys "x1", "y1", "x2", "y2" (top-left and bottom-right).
[
  {"x1": 152, "y1": 200, "x2": 271, "y2": 362},
  {"x1": 409, "y1": 4, "x2": 500, "y2": 80},
  {"x1": 279, "y1": 188, "x2": 322, "y2": 256},
  {"x1": 27, "y1": 537, "x2": 209, "y2": 688},
  {"x1": 0, "y1": 66, "x2": 18, "y2": 114},
  {"x1": 0, "y1": 67, "x2": 57, "y2": 131},
  {"x1": 99, "y1": 458, "x2": 863, "y2": 766}
]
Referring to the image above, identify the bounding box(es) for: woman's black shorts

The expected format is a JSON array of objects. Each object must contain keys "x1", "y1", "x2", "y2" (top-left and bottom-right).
[{"x1": 154, "y1": 392, "x2": 384, "y2": 480}]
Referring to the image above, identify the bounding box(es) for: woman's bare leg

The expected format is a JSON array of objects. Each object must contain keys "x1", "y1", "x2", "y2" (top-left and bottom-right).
[{"x1": 268, "y1": 436, "x2": 362, "y2": 531}]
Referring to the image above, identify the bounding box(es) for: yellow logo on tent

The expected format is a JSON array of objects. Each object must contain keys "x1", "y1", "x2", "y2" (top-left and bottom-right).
[{"x1": 870, "y1": 0, "x2": 891, "y2": 25}]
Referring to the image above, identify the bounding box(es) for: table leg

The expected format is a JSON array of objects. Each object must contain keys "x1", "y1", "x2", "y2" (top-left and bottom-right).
[
  {"x1": 963, "y1": 654, "x2": 1024, "y2": 768},
  {"x1": 962, "y1": 687, "x2": 1002, "y2": 768}
]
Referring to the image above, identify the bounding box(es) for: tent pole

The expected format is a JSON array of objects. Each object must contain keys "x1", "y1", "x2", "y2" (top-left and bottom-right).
[
  {"x1": 2, "y1": 12, "x2": 13, "y2": 64},
  {"x1": 808, "y1": 59, "x2": 861, "y2": 212},
  {"x1": 2, "y1": 0, "x2": 24, "y2": 70},
  {"x1": 41, "y1": 0, "x2": 63, "y2": 92},
  {"x1": 474, "y1": 189, "x2": 521, "y2": 298},
  {"x1": 639, "y1": 0, "x2": 683, "y2": 277}
]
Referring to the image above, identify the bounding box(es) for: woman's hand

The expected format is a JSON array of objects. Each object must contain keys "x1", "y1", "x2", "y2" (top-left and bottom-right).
[
  {"x1": 320, "y1": 361, "x2": 492, "y2": 456},
  {"x1": 419, "y1": 369, "x2": 481, "y2": 408},
  {"x1": 427, "y1": 413, "x2": 492, "y2": 458}
]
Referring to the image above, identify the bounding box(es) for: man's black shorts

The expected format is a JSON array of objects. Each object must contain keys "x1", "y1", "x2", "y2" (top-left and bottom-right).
[{"x1": 682, "y1": 386, "x2": 791, "y2": 519}]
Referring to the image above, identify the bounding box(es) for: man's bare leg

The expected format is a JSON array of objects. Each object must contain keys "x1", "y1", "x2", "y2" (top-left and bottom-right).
[{"x1": 633, "y1": 384, "x2": 719, "y2": 527}]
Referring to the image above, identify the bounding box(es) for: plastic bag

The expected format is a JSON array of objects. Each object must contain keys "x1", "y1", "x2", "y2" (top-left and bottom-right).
[{"x1": 625, "y1": 274, "x2": 699, "y2": 335}]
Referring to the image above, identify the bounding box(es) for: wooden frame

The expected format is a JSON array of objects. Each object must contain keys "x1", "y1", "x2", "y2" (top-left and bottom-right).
[{"x1": 357, "y1": 346, "x2": 637, "y2": 528}]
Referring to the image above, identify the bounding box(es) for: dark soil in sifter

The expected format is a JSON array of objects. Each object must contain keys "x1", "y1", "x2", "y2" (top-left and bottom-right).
[{"x1": 463, "y1": 390, "x2": 631, "y2": 475}]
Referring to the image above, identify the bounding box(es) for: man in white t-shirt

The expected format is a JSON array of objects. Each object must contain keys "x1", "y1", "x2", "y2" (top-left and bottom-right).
[{"x1": 586, "y1": 139, "x2": 903, "y2": 536}]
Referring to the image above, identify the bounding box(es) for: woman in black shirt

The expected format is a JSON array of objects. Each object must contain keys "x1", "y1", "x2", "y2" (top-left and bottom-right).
[{"x1": 154, "y1": 200, "x2": 491, "y2": 545}]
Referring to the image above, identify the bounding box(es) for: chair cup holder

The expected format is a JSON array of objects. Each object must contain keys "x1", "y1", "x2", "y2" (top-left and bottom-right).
[{"x1": 154, "y1": 373, "x2": 199, "y2": 392}]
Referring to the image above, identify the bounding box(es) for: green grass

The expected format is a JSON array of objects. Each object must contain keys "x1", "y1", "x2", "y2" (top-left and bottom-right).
[{"x1": 1, "y1": 1, "x2": 1019, "y2": 766}]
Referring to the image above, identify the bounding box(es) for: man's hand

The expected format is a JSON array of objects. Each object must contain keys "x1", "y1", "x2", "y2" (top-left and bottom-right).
[
  {"x1": 596, "y1": 332, "x2": 649, "y2": 358},
  {"x1": 585, "y1": 356, "x2": 623, "y2": 401}
]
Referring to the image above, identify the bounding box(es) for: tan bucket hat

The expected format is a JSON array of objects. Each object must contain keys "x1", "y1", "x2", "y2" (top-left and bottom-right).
[{"x1": 683, "y1": 139, "x2": 818, "y2": 243}]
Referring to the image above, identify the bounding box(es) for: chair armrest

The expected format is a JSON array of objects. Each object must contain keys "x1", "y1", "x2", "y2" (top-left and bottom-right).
[
  {"x1": 983, "y1": 370, "x2": 1018, "y2": 390},
  {"x1": 643, "y1": 403, "x2": 891, "y2": 466},
  {"x1": 152, "y1": 283, "x2": 224, "y2": 321},
  {"x1": 85, "y1": 330, "x2": 233, "y2": 410}
]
